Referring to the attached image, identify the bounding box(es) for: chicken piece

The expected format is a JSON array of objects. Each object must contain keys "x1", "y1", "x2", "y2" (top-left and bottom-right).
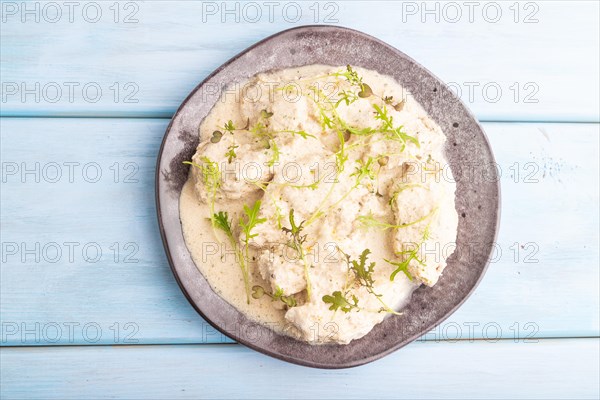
[
  {"x1": 257, "y1": 244, "x2": 307, "y2": 296},
  {"x1": 249, "y1": 136, "x2": 335, "y2": 248},
  {"x1": 389, "y1": 156, "x2": 458, "y2": 286},
  {"x1": 190, "y1": 133, "x2": 273, "y2": 202},
  {"x1": 239, "y1": 75, "x2": 322, "y2": 136}
]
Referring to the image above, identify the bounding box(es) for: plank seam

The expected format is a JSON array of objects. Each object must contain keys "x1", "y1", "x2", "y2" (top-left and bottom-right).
[{"x1": 1, "y1": 336, "x2": 599, "y2": 350}]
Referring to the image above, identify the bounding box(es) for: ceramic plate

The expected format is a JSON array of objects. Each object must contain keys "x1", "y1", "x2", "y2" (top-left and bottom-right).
[{"x1": 156, "y1": 25, "x2": 500, "y2": 368}]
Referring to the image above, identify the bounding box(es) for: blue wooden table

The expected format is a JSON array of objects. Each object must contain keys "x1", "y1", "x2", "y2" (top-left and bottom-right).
[{"x1": 1, "y1": 1, "x2": 599, "y2": 398}]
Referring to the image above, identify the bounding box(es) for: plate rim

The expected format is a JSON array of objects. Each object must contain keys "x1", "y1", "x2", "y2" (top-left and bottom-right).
[{"x1": 155, "y1": 24, "x2": 501, "y2": 369}]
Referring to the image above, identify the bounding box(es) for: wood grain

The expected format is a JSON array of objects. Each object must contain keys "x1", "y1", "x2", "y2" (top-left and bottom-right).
[
  {"x1": 1, "y1": 1, "x2": 598, "y2": 121},
  {"x1": 1, "y1": 1, "x2": 599, "y2": 396},
  {"x1": 1, "y1": 339, "x2": 599, "y2": 399},
  {"x1": 1, "y1": 118, "x2": 598, "y2": 346}
]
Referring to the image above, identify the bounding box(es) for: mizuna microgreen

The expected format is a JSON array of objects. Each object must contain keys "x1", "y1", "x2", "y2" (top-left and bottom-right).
[
  {"x1": 349, "y1": 249, "x2": 401, "y2": 315},
  {"x1": 323, "y1": 249, "x2": 400, "y2": 315},
  {"x1": 372, "y1": 104, "x2": 419, "y2": 149},
  {"x1": 183, "y1": 156, "x2": 221, "y2": 219},
  {"x1": 212, "y1": 210, "x2": 251, "y2": 303},
  {"x1": 386, "y1": 224, "x2": 431, "y2": 282},
  {"x1": 252, "y1": 285, "x2": 297, "y2": 308},
  {"x1": 239, "y1": 200, "x2": 267, "y2": 246},
  {"x1": 225, "y1": 144, "x2": 239, "y2": 163},
  {"x1": 322, "y1": 290, "x2": 359, "y2": 313},
  {"x1": 282, "y1": 209, "x2": 312, "y2": 300},
  {"x1": 357, "y1": 207, "x2": 438, "y2": 231}
]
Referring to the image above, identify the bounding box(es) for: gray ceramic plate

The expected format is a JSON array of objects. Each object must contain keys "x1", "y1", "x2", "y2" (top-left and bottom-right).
[{"x1": 156, "y1": 25, "x2": 500, "y2": 369}]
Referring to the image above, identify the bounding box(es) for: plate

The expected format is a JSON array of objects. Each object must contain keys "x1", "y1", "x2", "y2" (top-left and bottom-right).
[{"x1": 156, "y1": 25, "x2": 500, "y2": 368}]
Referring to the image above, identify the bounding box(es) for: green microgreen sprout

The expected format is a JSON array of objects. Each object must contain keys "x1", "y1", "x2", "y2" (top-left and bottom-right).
[
  {"x1": 239, "y1": 199, "x2": 266, "y2": 292},
  {"x1": 282, "y1": 209, "x2": 312, "y2": 300},
  {"x1": 211, "y1": 201, "x2": 267, "y2": 304},
  {"x1": 251, "y1": 285, "x2": 297, "y2": 308},
  {"x1": 225, "y1": 144, "x2": 239, "y2": 163},
  {"x1": 323, "y1": 291, "x2": 359, "y2": 313},
  {"x1": 335, "y1": 90, "x2": 359, "y2": 107},
  {"x1": 357, "y1": 207, "x2": 437, "y2": 231},
  {"x1": 212, "y1": 210, "x2": 251, "y2": 303},
  {"x1": 386, "y1": 221, "x2": 432, "y2": 281},
  {"x1": 383, "y1": 95, "x2": 405, "y2": 112},
  {"x1": 212, "y1": 210, "x2": 234, "y2": 239},
  {"x1": 239, "y1": 200, "x2": 267, "y2": 250},
  {"x1": 260, "y1": 109, "x2": 274, "y2": 119},
  {"x1": 183, "y1": 156, "x2": 221, "y2": 219},
  {"x1": 350, "y1": 157, "x2": 377, "y2": 187},
  {"x1": 348, "y1": 249, "x2": 401, "y2": 315},
  {"x1": 288, "y1": 180, "x2": 321, "y2": 190},
  {"x1": 385, "y1": 257, "x2": 417, "y2": 282},
  {"x1": 331, "y1": 65, "x2": 372, "y2": 98},
  {"x1": 358, "y1": 83, "x2": 373, "y2": 98},
  {"x1": 313, "y1": 156, "x2": 378, "y2": 222},
  {"x1": 224, "y1": 120, "x2": 236, "y2": 134},
  {"x1": 323, "y1": 249, "x2": 400, "y2": 315},
  {"x1": 373, "y1": 104, "x2": 419, "y2": 148},
  {"x1": 210, "y1": 130, "x2": 223, "y2": 143},
  {"x1": 193, "y1": 68, "x2": 436, "y2": 311},
  {"x1": 388, "y1": 183, "x2": 427, "y2": 207},
  {"x1": 278, "y1": 129, "x2": 315, "y2": 140},
  {"x1": 248, "y1": 111, "x2": 315, "y2": 166}
]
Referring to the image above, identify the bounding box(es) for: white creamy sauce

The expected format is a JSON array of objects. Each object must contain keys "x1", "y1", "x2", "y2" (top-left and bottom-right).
[{"x1": 180, "y1": 65, "x2": 458, "y2": 344}]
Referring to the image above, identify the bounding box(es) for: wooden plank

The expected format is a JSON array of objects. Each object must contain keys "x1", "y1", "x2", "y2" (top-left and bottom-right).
[
  {"x1": 1, "y1": 118, "x2": 598, "y2": 346},
  {"x1": 1, "y1": 1, "x2": 598, "y2": 121},
  {"x1": 1, "y1": 339, "x2": 599, "y2": 399}
]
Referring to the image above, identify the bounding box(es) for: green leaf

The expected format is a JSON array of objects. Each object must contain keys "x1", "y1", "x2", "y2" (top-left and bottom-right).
[
  {"x1": 212, "y1": 211, "x2": 233, "y2": 238},
  {"x1": 373, "y1": 104, "x2": 394, "y2": 130},
  {"x1": 282, "y1": 209, "x2": 312, "y2": 299},
  {"x1": 225, "y1": 144, "x2": 239, "y2": 164},
  {"x1": 331, "y1": 65, "x2": 363, "y2": 88},
  {"x1": 335, "y1": 90, "x2": 359, "y2": 107},
  {"x1": 251, "y1": 285, "x2": 265, "y2": 299},
  {"x1": 252, "y1": 285, "x2": 297, "y2": 307},
  {"x1": 280, "y1": 295, "x2": 297, "y2": 308},
  {"x1": 350, "y1": 157, "x2": 376, "y2": 187},
  {"x1": 322, "y1": 291, "x2": 359, "y2": 313},
  {"x1": 211, "y1": 130, "x2": 223, "y2": 143},
  {"x1": 385, "y1": 257, "x2": 414, "y2": 281},
  {"x1": 358, "y1": 83, "x2": 373, "y2": 98},
  {"x1": 260, "y1": 109, "x2": 274, "y2": 119},
  {"x1": 183, "y1": 157, "x2": 221, "y2": 194},
  {"x1": 239, "y1": 200, "x2": 266, "y2": 242},
  {"x1": 351, "y1": 249, "x2": 376, "y2": 287},
  {"x1": 275, "y1": 129, "x2": 316, "y2": 140},
  {"x1": 282, "y1": 209, "x2": 306, "y2": 246},
  {"x1": 372, "y1": 104, "x2": 419, "y2": 147},
  {"x1": 357, "y1": 214, "x2": 397, "y2": 230},
  {"x1": 267, "y1": 139, "x2": 280, "y2": 167},
  {"x1": 271, "y1": 286, "x2": 297, "y2": 307},
  {"x1": 224, "y1": 120, "x2": 236, "y2": 134}
]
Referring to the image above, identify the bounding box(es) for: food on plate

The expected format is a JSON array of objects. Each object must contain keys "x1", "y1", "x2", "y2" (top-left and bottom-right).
[{"x1": 179, "y1": 65, "x2": 458, "y2": 344}]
